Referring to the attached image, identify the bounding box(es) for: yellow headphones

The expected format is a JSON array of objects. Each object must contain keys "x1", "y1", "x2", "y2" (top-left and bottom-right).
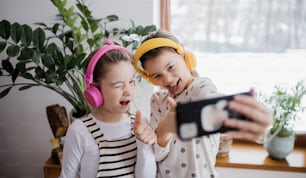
[{"x1": 133, "y1": 38, "x2": 196, "y2": 85}]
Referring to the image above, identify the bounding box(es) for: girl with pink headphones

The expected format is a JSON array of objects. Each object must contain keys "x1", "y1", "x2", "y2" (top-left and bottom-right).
[
  {"x1": 133, "y1": 29, "x2": 273, "y2": 178},
  {"x1": 60, "y1": 40, "x2": 156, "y2": 178}
]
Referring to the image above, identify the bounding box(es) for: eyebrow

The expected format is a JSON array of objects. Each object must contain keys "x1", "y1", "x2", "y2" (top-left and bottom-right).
[
  {"x1": 110, "y1": 72, "x2": 137, "y2": 86},
  {"x1": 150, "y1": 62, "x2": 173, "y2": 77}
]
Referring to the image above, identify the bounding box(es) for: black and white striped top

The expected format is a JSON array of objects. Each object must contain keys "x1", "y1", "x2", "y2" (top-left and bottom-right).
[{"x1": 81, "y1": 117, "x2": 137, "y2": 178}]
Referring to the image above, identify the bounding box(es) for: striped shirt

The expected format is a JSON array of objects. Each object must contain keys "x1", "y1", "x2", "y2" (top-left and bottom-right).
[{"x1": 82, "y1": 117, "x2": 137, "y2": 178}]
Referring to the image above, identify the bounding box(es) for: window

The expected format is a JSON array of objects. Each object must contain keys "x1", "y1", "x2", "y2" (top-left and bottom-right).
[{"x1": 166, "y1": 0, "x2": 306, "y2": 133}]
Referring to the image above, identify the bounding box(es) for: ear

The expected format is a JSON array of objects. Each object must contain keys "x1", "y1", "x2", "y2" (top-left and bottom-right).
[{"x1": 92, "y1": 82, "x2": 101, "y2": 90}]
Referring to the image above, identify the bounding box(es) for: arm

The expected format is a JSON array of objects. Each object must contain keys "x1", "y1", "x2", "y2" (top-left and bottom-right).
[
  {"x1": 59, "y1": 121, "x2": 83, "y2": 178},
  {"x1": 154, "y1": 96, "x2": 177, "y2": 147},
  {"x1": 133, "y1": 111, "x2": 157, "y2": 178},
  {"x1": 133, "y1": 111, "x2": 156, "y2": 145},
  {"x1": 135, "y1": 139, "x2": 157, "y2": 178},
  {"x1": 133, "y1": 95, "x2": 177, "y2": 147}
]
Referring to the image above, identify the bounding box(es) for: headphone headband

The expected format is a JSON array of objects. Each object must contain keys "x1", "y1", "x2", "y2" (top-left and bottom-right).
[{"x1": 85, "y1": 40, "x2": 132, "y2": 85}]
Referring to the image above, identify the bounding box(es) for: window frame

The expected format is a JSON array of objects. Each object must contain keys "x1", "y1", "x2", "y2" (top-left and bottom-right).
[{"x1": 160, "y1": 0, "x2": 306, "y2": 135}]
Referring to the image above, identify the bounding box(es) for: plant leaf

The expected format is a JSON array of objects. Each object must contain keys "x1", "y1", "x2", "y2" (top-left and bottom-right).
[
  {"x1": 0, "y1": 87, "x2": 12, "y2": 98},
  {"x1": 52, "y1": 23, "x2": 60, "y2": 34},
  {"x1": 6, "y1": 45, "x2": 20, "y2": 57},
  {"x1": 2, "y1": 60, "x2": 14, "y2": 74},
  {"x1": 19, "y1": 85, "x2": 33, "y2": 90},
  {"x1": 106, "y1": 15, "x2": 119, "y2": 22},
  {"x1": 34, "y1": 22, "x2": 47, "y2": 27},
  {"x1": 45, "y1": 70, "x2": 57, "y2": 83},
  {"x1": 80, "y1": 17, "x2": 89, "y2": 31},
  {"x1": 10, "y1": 23, "x2": 23, "y2": 43},
  {"x1": 143, "y1": 25, "x2": 157, "y2": 34},
  {"x1": 0, "y1": 20, "x2": 11, "y2": 40},
  {"x1": 35, "y1": 67, "x2": 45, "y2": 79},
  {"x1": 135, "y1": 25, "x2": 144, "y2": 35},
  {"x1": 33, "y1": 27, "x2": 46, "y2": 51},
  {"x1": 42, "y1": 55, "x2": 55, "y2": 71},
  {"x1": 21, "y1": 24, "x2": 33, "y2": 47},
  {"x1": 17, "y1": 47, "x2": 34, "y2": 61},
  {"x1": 15, "y1": 62, "x2": 26, "y2": 74},
  {"x1": 32, "y1": 51, "x2": 42, "y2": 64},
  {"x1": 0, "y1": 42, "x2": 6, "y2": 53},
  {"x1": 11, "y1": 69, "x2": 20, "y2": 83},
  {"x1": 22, "y1": 72, "x2": 34, "y2": 80}
]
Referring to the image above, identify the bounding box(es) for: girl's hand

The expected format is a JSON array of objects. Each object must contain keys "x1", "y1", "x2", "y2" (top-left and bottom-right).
[
  {"x1": 155, "y1": 97, "x2": 177, "y2": 147},
  {"x1": 133, "y1": 111, "x2": 157, "y2": 145},
  {"x1": 223, "y1": 89, "x2": 273, "y2": 142}
]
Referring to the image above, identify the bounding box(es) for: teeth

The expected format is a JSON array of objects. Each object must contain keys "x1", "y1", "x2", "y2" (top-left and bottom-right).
[{"x1": 120, "y1": 101, "x2": 129, "y2": 105}]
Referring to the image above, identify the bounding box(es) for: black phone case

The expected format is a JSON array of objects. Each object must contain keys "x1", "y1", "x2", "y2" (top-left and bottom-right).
[{"x1": 176, "y1": 92, "x2": 252, "y2": 140}]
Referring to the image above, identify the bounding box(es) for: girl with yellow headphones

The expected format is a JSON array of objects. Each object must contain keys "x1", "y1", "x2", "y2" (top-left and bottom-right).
[{"x1": 133, "y1": 29, "x2": 272, "y2": 178}]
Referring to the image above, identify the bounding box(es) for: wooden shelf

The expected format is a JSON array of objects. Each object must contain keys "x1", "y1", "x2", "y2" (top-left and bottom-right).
[
  {"x1": 216, "y1": 140, "x2": 306, "y2": 172},
  {"x1": 43, "y1": 157, "x2": 61, "y2": 178},
  {"x1": 43, "y1": 135, "x2": 306, "y2": 176}
]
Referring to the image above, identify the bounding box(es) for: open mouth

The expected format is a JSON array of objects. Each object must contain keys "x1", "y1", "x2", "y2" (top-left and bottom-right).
[
  {"x1": 120, "y1": 100, "x2": 130, "y2": 106},
  {"x1": 167, "y1": 80, "x2": 180, "y2": 95}
]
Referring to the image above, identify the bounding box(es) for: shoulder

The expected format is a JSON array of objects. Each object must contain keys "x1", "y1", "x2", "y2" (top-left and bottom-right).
[
  {"x1": 150, "y1": 90, "x2": 170, "y2": 119},
  {"x1": 192, "y1": 77, "x2": 216, "y2": 88},
  {"x1": 66, "y1": 115, "x2": 92, "y2": 137},
  {"x1": 69, "y1": 118, "x2": 87, "y2": 130},
  {"x1": 151, "y1": 89, "x2": 169, "y2": 105},
  {"x1": 189, "y1": 77, "x2": 221, "y2": 99}
]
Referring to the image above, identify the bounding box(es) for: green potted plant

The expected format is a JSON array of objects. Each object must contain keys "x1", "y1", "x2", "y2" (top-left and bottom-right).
[
  {"x1": 260, "y1": 80, "x2": 306, "y2": 159},
  {"x1": 0, "y1": 0, "x2": 156, "y2": 118}
]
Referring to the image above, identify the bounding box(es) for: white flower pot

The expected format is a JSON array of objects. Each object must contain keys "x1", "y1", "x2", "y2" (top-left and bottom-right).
[{"x1": 263, "y1": 132, "x2": 295, "y2": 160}]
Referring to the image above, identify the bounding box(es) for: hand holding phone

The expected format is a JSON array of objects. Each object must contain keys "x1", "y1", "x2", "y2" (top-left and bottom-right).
[{"x1": 176, "y1": 92, "x2": 252, "y2": 140}]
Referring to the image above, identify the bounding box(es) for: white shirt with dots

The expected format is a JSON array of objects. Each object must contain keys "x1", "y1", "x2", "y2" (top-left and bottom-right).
[{"x1": 150, "y1": 77, "x2": 221, "y2": 178}]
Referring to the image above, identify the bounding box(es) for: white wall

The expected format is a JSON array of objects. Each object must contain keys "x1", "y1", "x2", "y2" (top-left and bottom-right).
[{"x1": 0, "y1": 0, "x2": 157, "y2": 177}]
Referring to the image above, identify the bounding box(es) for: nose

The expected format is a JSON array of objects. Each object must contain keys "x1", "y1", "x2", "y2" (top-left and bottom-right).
[
  {"x1": 163, "y1": 73, "x2": 174, "y2": 85},
  {"x1": 123, "y1": 84, "x2": 134, "y2": 96}
]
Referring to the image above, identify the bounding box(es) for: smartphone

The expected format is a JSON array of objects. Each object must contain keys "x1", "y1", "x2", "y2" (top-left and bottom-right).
[{"x1": 176, "y1": 92, "x2": 252, "y2": 140}]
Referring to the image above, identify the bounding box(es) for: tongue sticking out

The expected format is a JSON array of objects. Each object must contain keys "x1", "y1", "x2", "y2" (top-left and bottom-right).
[{"x1": 168, "y1": 84, "x2": 178, "y2": 95}]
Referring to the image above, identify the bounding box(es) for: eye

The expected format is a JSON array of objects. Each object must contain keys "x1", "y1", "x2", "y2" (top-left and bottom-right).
[
  {"x1": 114, "y1": 84, "x2": 123, "y2": 89},
  {"x1": 168, "y1": 64, "x2": 175, "y2": 71},
  {"x1": 129, "y1": 79, "x2": 136, "y2": 86},
  {"x1": 152, "y1": 74, "x2": 161, "y2": 80}
]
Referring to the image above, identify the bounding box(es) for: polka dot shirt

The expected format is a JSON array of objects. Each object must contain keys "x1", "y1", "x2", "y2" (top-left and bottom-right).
[{"x1": 150, "y1": 77, "x2": 221, "y2": 178}]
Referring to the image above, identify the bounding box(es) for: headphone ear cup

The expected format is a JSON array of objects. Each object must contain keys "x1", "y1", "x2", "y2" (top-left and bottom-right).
[
  {"x1": 84, "y1": 86, "x2": 104, "y2": 107},
  {"x1": 184, "y1": 51, "x2": 197, "y2": 71},
  {"x1": 148, "y1": 78, "x2": 158, "y2": 85}
]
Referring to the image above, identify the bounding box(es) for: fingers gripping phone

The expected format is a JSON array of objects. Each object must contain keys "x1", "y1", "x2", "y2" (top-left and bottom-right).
[{"x1": 176, "y1": 92, "x2": 252, "y2": 140}]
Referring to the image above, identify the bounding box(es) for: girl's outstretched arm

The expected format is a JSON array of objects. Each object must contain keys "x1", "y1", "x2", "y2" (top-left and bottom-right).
[{"x1": 224, "y1": 89, "x2": 273, "y2": 142}]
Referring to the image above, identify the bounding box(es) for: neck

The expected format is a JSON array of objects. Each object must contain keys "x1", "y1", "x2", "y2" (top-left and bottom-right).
[
  {"x1": 93, "y1": 108, "x2": 129, "y2": 123},
  {"x1": 173, "y1": 76, "x2": 195, "y2": 98}
]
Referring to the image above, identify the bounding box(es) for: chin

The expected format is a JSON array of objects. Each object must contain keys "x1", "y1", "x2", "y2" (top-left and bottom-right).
[{"x1": 120, "y1": 106, "x2": 130, "y2": 112}]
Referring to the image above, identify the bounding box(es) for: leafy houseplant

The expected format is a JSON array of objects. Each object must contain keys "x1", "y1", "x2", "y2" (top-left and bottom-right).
[
  {"x1": 0, "y1": 0, "x2": 156, "y2": 118},
  {"x1": 263, "y1": 80, "x2": 306, "y2": 137},
  {"x1": 261, "y1": 80, "x2": 306, "y2": 159}
]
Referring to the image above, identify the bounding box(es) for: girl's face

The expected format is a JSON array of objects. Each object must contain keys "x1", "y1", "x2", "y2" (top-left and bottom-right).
[
  {"x1": 143, "y1": 50, "x2": 194, "y2": 96},
  {"x1": 98, "y1": 61, "x2": 136, "y2": 113}
]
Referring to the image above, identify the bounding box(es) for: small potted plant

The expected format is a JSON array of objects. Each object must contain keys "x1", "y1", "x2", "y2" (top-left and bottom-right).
[
  {"x1": 261, "y1": 80, "x2": 306, "y2": 159},
  {"x1": 0, "y1": 0, "x2": 156, "y2": 118}
]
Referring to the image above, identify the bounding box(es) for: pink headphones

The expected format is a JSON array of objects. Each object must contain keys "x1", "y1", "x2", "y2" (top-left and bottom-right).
[{"x1": 84, "y1": 40, "x2": 132, "y2": 108}]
